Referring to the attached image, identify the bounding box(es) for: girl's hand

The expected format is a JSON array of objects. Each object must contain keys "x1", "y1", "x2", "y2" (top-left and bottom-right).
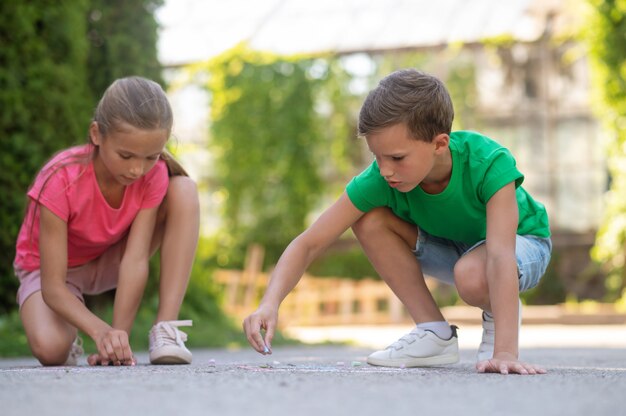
[
  {"x1": 93, "y1": 327, "x2": 134, "y2": 365},
  {"x1": 476, "y1": 352, "x2": 547, "y2": 375},
  {"x1": 242, "y1": 305, "x2": 278, "y2": 355},
  {"x1": 87, "y1": 353, "x2": 136, "y2": 366}
]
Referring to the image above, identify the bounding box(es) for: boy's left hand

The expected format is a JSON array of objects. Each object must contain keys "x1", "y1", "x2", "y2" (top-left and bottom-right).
[{"x1": 476, "y1": 352, "x2": 547, "y2": 375}]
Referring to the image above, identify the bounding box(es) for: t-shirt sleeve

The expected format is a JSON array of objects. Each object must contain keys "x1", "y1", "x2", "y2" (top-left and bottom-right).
[
  {"x1": 479, "y1": 148, "x2": 524, "y2": 203},
  {"x1": 26, "y1": 167, "x2": 71, "y2": 222},
  {"x1": 346, "y1": 162, "x2": 390, "y2": 212},
  {"x1": 141, "y1": 161, "x2": 169, "y2": 209}
]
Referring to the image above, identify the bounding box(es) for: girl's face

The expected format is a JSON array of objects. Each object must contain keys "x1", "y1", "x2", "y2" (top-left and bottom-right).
[
  {"x1": 90, "y1": 122, "x2": 168, "y2": 186},
  {"x1": 365, "y1": 122, "x2": 450, "y2": 193}
]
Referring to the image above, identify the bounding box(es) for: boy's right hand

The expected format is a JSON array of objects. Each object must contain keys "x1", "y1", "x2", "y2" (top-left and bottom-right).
[
  {"x1": 242, "y1": 305, "x2": 277, "y2": 355},
  {"x1": 93, "y1": 327, "x2": 134, "y2": 365}
]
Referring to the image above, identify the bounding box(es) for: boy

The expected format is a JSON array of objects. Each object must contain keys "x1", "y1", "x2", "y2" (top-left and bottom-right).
[{"x1": 243, "y1": 69, "x2": 552, "y2": 375}]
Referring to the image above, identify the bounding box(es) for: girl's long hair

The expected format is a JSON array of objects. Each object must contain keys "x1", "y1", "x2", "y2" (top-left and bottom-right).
[{"x1": 25, "y1": 77, "x2": 187, "y2": 249}]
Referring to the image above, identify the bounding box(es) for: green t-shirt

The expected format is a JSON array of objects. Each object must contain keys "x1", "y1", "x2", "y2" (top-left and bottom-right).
[{"x1": 346, "y1": 130, "x2": 550, "y2": 245}]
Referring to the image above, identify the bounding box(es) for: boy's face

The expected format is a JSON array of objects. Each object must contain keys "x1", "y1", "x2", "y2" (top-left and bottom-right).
[{"x1": 366, "y1": 122, "x2": 448, "y2": 193}]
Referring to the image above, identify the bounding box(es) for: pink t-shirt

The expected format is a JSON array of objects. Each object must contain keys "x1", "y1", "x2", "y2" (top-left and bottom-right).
[{"x1": 14, "y1": 145, "x2": 169, "y2": 271}]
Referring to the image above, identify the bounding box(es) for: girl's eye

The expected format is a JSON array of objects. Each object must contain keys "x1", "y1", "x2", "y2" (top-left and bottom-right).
[
  {"x1": 119, "y1": 154, "x2": 132, "y2": 160},
  {"x1": 392, "y1": 156, "x2": 404, "y2": 161}
]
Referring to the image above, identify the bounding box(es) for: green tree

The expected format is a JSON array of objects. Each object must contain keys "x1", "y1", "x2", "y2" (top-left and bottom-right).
[
  {"x1": 201, "y1": 45, "x2": 333, "y2": 267},
  {"x1": 85, "y1": 0, "x2": 166, "y2": 302},
  {"x1": 86, "y1": 0, "x2": 164, "y2": 97},
  {"x1": 586, "y1": 0, "x2": 626, "y2": 300},
  {"x1": 0, "y1": 1, "x2": 92, "y2": 313}
]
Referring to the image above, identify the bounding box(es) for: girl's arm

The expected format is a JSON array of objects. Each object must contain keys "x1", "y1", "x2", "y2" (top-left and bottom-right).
[
  {"x1": 243, "y1": 192, "x2": 364, "y2": 353},
  {"x1": 111, "y1": 206, "x2": 159, "y2": 335},
  {"x1": 480, "y1": 182, "x2": 545, "y2": 374},
  {"x1": 39, "y1": 205, "x2": 132, "y2": 364}
]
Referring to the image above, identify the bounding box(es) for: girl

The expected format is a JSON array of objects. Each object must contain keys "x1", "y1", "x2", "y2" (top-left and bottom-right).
[{"x1": 13, "y1": 76, "x2": 200, "y2": 366}]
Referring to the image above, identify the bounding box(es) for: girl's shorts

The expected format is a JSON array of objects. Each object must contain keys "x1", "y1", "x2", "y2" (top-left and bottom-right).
[
  {"x1": 413, "y1": 228, "x2": 552, "y2": 292},
  {"x1": 14, "y1": 238, "x2": 125, "y2": 308}
]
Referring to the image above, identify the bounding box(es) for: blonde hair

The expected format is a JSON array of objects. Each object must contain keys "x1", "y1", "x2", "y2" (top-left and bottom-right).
[
  {"x1": 93, "y1": 76, "x2": 188, "y2": 176},
  {"x1": 358, "y1": 69, "x2": 454, "y2": 142},
  {"x1": 25, "y1": 77, "x2": 187, "y2": 248}
]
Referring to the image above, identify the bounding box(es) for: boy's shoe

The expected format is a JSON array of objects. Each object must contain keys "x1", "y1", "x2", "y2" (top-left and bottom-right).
[
  {"x1": 64, "y1": 336, "x2": 84, "y2": 366},
  {"x1": 476, "y1": 299, "x2": 523, "y2": 362},
  {"x1": 367, "y1": 325, "x2": 459, "y2": 367},
  {"x1": 149, "y1": 320, "x2": 193, "y2": 365}
]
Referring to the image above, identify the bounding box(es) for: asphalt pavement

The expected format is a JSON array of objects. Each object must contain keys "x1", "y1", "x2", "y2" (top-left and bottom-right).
[{"x1": 1, "y1": 325, "x2": 625, "y2": 416}]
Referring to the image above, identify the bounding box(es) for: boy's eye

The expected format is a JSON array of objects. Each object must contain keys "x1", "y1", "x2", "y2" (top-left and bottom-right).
[
  {"x1": 392, "y1": 156, "x2": 404, "y2": 161},
  {"x1": 119, "y1": 154, "x2": 132, "y2": 160}
]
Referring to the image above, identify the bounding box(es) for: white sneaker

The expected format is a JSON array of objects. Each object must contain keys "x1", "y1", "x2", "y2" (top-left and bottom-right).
[
  {"x1": 149, "y1": 320, "x2": 193, "y2": 364},
  {"x1": 64, "y1": 336, "x2": 84, "y2": 366},
  {"x1": 477, "y1": 299, "x2": 522, "y2": 362},
  {"x1": 367, "y1": 325, "x2": 459, "y2": 368}
]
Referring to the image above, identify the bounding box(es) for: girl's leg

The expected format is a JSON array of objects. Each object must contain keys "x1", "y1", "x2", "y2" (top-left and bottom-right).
[
  {"x1": 151, "y1": 176, "x2": 200, "y2": 322},
  {"x1": 351, "y1": 207, "x2": 444, "y2": 323},
  {"x1": 20, "y1": 292, "x2": 77, "y2": 366}
]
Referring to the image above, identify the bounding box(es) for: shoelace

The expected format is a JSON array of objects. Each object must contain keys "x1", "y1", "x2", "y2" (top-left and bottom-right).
[
  {"x1": 149, "y1": 320, "x2": 192, "y2": 351},
  {"x1": 387, "y1": 328, "x2": 427, "y2": 351}
]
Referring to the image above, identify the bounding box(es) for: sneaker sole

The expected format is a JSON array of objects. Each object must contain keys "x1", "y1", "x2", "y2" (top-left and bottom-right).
[
  {"x1": 150, "y1": 354, "x2": 192, "y2": 365},
  {"x1": 367, "y1": 353, "x2": 459, "y2": 368}
]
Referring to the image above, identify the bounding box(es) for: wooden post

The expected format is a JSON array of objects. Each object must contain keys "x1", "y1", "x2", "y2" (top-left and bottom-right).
[{"x1": 242, "y1": 244, "x2": 265, "y2": 312}]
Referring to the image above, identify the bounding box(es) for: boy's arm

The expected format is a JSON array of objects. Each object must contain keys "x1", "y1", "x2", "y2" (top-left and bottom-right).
[
  {"x1": 480, "y1": 182, "x2": 545, "y2": 374},
  {"x1": 243, "y1": 192, "x2": 364, "y2": 353}
]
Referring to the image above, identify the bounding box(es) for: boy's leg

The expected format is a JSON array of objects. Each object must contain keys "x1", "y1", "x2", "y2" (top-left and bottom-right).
[
  {"x1": 352, "y1": 208, "x2": 458, "y2": 367},
  {"x1": 452, "y1": 244, "x2": 491, "y2": 310},
  {"x1": 352, "y1": 207, "x2": 444, "y2": 323},
  {"x1": 148, "y1": 176, "x2": 199, "y2": 364},
  {"x1": 453, "y1": 243, "x2": 519, "y2": 362},
  {"x1": 454, "y1": 236, "x2": 551, "y2": 362},
  {"x1": 20, "y1": 292, "x2": 78, "y2": 366}
]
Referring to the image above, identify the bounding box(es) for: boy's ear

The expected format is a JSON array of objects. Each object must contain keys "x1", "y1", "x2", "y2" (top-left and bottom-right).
[
  {"x1": 89, "y1": 122, "x2": 102, "y2": 146},
  {"x1": 433, "y1": 133, "x2": 450, "y2": 152}
]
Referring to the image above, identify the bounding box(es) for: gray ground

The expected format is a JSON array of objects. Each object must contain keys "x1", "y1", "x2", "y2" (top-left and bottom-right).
[{"x1": 1, "y1": 345, "x2": 624, "y2": 416}]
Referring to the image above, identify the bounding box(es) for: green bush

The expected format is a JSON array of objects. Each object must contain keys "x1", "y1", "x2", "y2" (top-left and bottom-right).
[{"x1": 0, "y1": 0, "x2": 92, "y2": 314}]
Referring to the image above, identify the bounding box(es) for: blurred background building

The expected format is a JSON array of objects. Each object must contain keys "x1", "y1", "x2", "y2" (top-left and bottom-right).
[{"x1": 158, "y1": 0, "x2": 604, "y2": 298}]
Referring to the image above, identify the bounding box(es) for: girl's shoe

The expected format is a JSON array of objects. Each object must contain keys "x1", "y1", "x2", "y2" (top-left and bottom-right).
[
  {"x1": 149, "y1": 320, "x2": 193, "y2": 364},
  {"x1": 64, "y1": 336, "x2": 84, "y2": 366}
]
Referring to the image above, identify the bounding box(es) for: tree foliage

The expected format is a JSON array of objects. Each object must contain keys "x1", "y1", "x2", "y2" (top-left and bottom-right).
[
  {"x1": 586, "y1": 0, "x2": 626, "y2": 299},
  {"x1": 201, "y1": 45, "x2": 330, "y2": 267},
  {"x1": 0, "y1": 1, "x2": 92, "y2": 313},
  {"x1": 86, "y1": 0, "x2": 164, "y2": 97},
  {"x1": 0, "y1": 0, "x2": 166, "y2": 313}
]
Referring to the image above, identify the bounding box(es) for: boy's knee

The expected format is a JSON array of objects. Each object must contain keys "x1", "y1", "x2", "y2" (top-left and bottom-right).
[
  {"x1": 352, "y1": 207, "x2": 392, "y2": 236},
  {"x1": 454, "y1": 259, "x2": 488, "y2": 305}
]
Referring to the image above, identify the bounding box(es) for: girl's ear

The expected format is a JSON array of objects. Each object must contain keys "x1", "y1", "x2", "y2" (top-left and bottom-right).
[{"x1": 89, "y1": 122, "x2": 102, "y2": 146}]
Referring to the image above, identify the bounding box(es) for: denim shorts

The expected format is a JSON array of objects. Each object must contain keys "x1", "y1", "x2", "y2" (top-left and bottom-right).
[{"x1": 413, "y1": 228, "x2": 552, "y2": 292}]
